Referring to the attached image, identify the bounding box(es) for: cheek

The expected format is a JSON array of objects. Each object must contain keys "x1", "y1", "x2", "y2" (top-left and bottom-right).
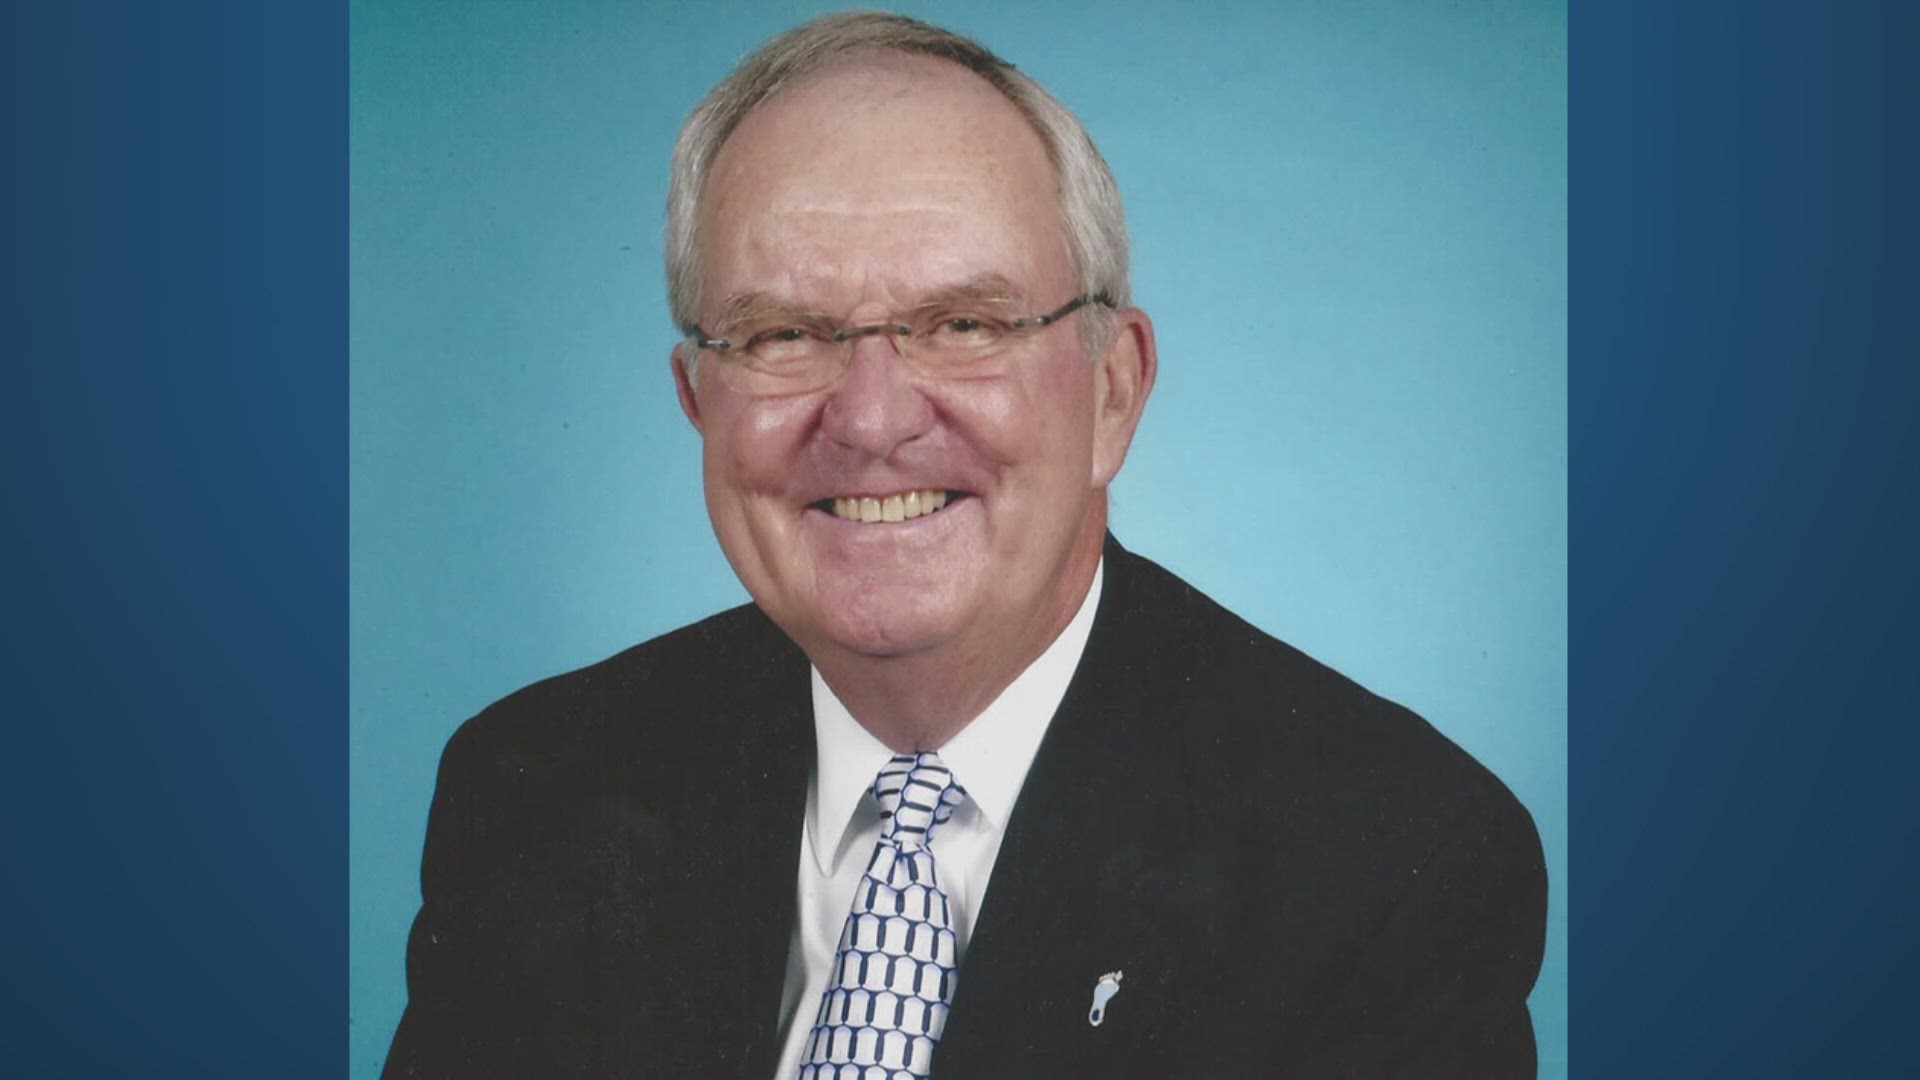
[
  {"x1": 948, "y1": 355, "x2": 1095, "y2": 445},
  {"x1": 704, "y1": 398, "x2": 817, "y2": 500},
  {"x1": 999, "y1": 367, "x2": 1099, "y2": 483}
]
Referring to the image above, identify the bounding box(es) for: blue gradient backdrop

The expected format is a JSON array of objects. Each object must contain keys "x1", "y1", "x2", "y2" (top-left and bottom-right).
[{"x1": 351, "y1": 2, "x2": 1565, "y2": 1076}]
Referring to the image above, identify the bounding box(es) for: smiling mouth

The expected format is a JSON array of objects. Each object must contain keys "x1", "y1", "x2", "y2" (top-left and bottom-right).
[{"x1": 810, "y1": 489, "x2": 969, "y2": 524}]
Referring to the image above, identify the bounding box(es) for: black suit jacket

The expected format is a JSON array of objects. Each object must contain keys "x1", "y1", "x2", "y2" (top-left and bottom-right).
[{"x1": 385, "y1": 536, "x2": 1546, "y2": 1078}]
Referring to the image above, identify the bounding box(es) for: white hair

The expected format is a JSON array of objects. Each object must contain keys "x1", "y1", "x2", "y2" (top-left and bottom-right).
[{"x1": 665, "y1": 10, "x2": 1129, "y2": 356}]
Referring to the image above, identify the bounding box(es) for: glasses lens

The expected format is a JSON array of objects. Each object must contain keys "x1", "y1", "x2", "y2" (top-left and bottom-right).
[
  {"x1": 906, "y1": 305, "x2": 1020, "y2": 376},
  {"x1": 729, "y1": 323, "x2": 838, "y2": 392}
]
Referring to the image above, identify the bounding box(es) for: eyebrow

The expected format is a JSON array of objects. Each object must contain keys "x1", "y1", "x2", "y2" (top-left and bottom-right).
[
  {"x1": 710, "y1": 291, "x2": 818, "y2": 332},
  {"x1": 916, "y1": 273, "x2": 1025, "y2": 307},
  {"x1": 711, "y1": 274, "x2": 1029, "y2": 331}
]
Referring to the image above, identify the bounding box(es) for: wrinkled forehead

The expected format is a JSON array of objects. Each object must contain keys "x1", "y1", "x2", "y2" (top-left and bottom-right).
[{"x1": 697, "y1": 55, "x2": 1071, "y2": 310}]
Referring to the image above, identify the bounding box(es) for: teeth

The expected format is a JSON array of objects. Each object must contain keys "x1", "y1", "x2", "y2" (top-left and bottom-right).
[{"x1": 828, "y1": 489, "x2": 953, "y2": 523}]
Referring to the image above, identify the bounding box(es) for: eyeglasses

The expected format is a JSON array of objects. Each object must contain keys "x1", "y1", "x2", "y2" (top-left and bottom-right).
[{"x1": 685, "y1": 292, "x2": 1113, "y2": 396}]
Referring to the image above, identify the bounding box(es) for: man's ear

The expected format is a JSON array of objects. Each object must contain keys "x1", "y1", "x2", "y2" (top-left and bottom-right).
[
  {"x1": 671, "y1": 344, "x2": 704, "y2": 433},
  {"x1": 1090, "y1": 307, "x2": 1158, "y2": 488}
]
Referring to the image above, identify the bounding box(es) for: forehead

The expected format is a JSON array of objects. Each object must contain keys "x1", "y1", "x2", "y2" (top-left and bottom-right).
[{"x1": 699, "y1": 55, "x2": 1069, "y2": 307}]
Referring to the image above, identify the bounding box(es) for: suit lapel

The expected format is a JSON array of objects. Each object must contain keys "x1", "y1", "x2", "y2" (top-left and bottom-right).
[{"x1": 934, "y1": 540, "x2": 1210, "y2": 1076}]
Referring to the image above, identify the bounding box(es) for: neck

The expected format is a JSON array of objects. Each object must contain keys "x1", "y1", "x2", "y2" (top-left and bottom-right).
[{"x1": 813, "y1": 502, "x2": 1107, "y2": 753}]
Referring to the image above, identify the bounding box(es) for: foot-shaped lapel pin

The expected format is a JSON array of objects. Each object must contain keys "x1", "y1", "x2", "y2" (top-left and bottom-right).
[{"x1": 1087, "y1": 970, "x2": 1124, "y2": 1027}]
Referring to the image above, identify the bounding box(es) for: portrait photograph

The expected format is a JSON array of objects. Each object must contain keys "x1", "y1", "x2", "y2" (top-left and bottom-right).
[{"x1": 350, "y1": 2, "x2": 1566, "y2": 1076}]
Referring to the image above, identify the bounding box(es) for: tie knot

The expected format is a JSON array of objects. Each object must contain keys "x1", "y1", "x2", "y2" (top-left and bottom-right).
[{"x1": 873, "y1": 751, "x2": 965, "y2": 847}]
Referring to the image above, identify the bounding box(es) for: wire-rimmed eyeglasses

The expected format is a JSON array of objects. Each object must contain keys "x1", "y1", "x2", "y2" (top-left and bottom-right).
[{"x1": 685, "y1": 292, "x2": 1113, "y2": 396}]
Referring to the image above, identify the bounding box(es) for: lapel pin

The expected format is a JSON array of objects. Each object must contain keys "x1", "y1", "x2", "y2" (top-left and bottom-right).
[{"x1": 1087, "y1": 970, "x2": 1124, "y2": 1026}]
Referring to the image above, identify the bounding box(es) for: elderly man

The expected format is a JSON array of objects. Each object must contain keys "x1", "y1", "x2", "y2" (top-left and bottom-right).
[{"x1": 385, "y1": 12, "x2": 1545, "y2": 1079}]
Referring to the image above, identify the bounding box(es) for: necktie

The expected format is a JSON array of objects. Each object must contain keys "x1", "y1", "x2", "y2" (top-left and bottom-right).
[{"x1": 797, "y1": 751, "x2": 966, "y2": 1080}]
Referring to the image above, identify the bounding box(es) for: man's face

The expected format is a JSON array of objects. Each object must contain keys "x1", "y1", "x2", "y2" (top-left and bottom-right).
[{"x1": 676, "y1": 58, "x2": 1145, "y2": 666}]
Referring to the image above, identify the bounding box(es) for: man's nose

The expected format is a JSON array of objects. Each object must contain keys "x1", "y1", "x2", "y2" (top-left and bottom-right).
[{"x1": 818, "y1": 332, "x2": 935, "y2": 458}]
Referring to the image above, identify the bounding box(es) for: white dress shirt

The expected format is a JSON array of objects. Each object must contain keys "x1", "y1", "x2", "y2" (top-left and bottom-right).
[{"x1": 769, "y1": 561, "x2": 1104, "y2": 1080}]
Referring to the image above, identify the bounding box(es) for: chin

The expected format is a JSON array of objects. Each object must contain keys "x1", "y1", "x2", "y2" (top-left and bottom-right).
[{"x1": 804, "y1": 593, "x2": 971, "y2": 660}]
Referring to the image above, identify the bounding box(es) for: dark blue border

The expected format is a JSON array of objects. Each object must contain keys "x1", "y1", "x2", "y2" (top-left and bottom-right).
[
  {"x1": 5, "y1": 2, "x2": 345, "y2": 1074},
  {"x1": 1575, "y1": 0, "x2": 1918, "y2": 1074}
]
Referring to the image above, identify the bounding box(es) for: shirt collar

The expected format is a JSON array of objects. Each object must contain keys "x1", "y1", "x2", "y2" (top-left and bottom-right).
[{"x1": 808, "y1": 559, "x2": 1104, "y2": 872}]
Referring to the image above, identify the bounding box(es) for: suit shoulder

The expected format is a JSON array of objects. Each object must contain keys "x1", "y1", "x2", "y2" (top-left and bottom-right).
[
  {"x1": 437, "y1": 601, "x2": 799, "y2": 779},
  {"x1": 1111, "y1": 545, "x2": 1535, "y2": 837}
]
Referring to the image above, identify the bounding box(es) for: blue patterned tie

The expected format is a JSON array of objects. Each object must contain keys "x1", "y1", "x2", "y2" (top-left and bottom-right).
[{"x1": 797, "y1": 752, "x2": 967, "y2": 1080}]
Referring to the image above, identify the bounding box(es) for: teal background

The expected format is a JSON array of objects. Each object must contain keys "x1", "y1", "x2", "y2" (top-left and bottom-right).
[{"x1": 351, "y1": 1, "x2": 1565, "y2": 1076}]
